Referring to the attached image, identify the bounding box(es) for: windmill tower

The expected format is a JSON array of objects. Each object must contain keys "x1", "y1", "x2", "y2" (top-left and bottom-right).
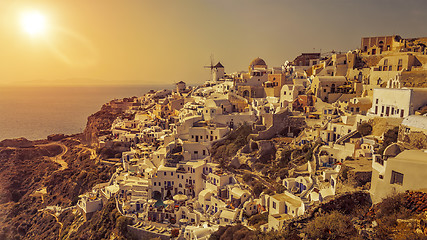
[{"x1": 204, "y1": 55, "x2": 224, "y2": 83}]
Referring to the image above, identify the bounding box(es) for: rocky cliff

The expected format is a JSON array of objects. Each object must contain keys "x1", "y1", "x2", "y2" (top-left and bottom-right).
[{"x1": 83, "y1": 104, "x2": 124, "y2": 145}]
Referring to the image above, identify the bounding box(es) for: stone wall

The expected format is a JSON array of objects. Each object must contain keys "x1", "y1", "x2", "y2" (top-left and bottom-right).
[
  {"x1": 398, "y1": 128, "x2": 427, "y2": 149},
  {"x1": 255, "y1": 111, "x2": 306, "y2": 140}
]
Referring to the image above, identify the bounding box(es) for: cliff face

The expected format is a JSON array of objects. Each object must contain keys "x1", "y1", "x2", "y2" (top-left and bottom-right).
[{"x1": 83, "y1": 104, "x2": 123, "y2": 145}]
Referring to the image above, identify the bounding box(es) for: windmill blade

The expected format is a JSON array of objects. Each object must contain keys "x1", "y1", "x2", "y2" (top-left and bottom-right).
[
  {"x1": 210, "y1": 54, "x2": 214, "y2": 68},
  {"x1": 204, "y1": 54, "x2": 215, "y2": 74}
]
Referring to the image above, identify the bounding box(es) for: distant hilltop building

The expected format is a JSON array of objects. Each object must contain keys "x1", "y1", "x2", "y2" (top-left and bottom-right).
[
  {"x1": 291, "y1": 53, "x2": 321, "y2": 66},
  {"x1": 361, "y1": 35, "x2": 403, "y2": 54},
  {"x1": 361, "y1": 35, "x2": 427, "y2": 55}
]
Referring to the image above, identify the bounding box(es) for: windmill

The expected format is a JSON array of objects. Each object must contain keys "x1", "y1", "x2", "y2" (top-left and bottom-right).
[{"x1": 204, "y1": 54, "x2": 215, "y2": 78}]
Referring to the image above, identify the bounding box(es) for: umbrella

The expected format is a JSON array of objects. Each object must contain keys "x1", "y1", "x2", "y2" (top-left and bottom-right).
[
  {"x1": 164, "y1": 200, "x2": 174, "y2": 205},
  {"x1": 173, "y1": 194, "x2": 188, "y2": 201},
  {"x1": 179, "y1": 218, "x2": 188, "y2": 223},
  {"x1": 148, "y1": 199, "x2": 157, "y2": 204}
]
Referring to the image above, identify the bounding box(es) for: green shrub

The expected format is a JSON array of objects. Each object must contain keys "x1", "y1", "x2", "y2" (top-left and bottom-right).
[
  {"x1": 357, "y1": 122, "x2": 373, "y2": 136},
  {"x1": 253, "y1": 183, "x2": 265, "y2": 197},
  {"x1": 303, "y1": 211, "x2": 357, "y2": 239},
  {"x1": 243, "y1": 173, "x2": 253, "y2": 183}
]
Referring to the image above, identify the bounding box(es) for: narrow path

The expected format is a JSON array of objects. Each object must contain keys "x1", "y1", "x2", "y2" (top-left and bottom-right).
[
  {"x1": 44, "y1": 210, "x2": 63, "y2": 240},
  {"x1": 78, "y1": 145, "x2": 97, "y2": 160},
  {"x1": 41, "y1": 142, "x2": 68, "y2": 171},
  {"x1": 29, "y1": 142, "x2": 68, "y2": 203}
]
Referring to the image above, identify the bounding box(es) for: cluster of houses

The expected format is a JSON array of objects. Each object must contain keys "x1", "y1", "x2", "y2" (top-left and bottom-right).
[{"x1": 77, "y1": 35, "x2": 427, "y2": 239}]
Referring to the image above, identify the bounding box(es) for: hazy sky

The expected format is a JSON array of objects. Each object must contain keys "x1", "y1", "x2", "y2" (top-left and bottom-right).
[{"x1": 1, "y1": 0, "x2": 426, "y2": 86}]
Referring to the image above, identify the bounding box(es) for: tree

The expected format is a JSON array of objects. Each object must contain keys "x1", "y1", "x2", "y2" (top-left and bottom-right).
[
  {"x1": 253, "y1": 183, "x2": 265, "y2": 197},
  {"x1": 357, "y1": 122, "x2": 372, "y2": 136}
]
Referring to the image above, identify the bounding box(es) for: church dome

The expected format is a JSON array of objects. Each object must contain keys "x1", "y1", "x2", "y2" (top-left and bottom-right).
[{"x1": 249, "y1": 57, "x2": 267, "y2": 67}]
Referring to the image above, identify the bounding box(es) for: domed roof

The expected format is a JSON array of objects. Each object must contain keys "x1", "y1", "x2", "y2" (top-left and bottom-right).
[{"x1": 249, "y1": 57, "x2": 267, "y2": 67}]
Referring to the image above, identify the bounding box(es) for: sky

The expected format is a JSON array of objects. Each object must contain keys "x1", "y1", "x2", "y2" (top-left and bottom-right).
[{"x1": 0, "y1": 0, "x2": 427, "y2": 86}]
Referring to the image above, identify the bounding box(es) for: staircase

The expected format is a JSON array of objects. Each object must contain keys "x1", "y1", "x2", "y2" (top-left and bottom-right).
[{"x1": 335, "y1": 130, "x2": 358, "y2": 145}]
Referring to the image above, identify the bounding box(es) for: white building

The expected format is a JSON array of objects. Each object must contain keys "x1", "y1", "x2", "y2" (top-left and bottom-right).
[
  {"x1": 370, "y1": 149, "x2": 427, "y2": 203},
  {"x1": 268, "y1": 192, "x2": 305, "y2": 230},
  {"x1": 368, "y1": 88, "x2": 427, "y2": 118}
]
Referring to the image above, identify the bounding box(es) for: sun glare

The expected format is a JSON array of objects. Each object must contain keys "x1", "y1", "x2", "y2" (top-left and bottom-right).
[{"x1": 20, "y1": 11, "x2": 47, "y2": 36}]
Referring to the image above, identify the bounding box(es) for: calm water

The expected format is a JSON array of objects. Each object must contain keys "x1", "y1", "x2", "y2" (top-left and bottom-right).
[{"x1": 0, "y1": 85, "x2": 170, "y2": 140}]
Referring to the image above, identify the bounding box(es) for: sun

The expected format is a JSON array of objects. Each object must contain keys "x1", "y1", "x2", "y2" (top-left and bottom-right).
[{"x1": 20, "y1": 11, "x2": 47, "y2": 36}]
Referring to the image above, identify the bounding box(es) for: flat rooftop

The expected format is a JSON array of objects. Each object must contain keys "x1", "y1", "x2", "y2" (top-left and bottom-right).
[{"x1": 271, "y1": 192, "x2": 302, "y2": 207}]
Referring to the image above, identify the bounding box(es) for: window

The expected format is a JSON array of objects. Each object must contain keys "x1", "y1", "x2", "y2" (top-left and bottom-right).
[
  {"x1": 272, "y1": 202, "x2": 276, "y2": 209},
  {"x1": 164, "y1": 172, "x2": 166, "y2": 176},
  {"x1": 390, "y1": 170, "x2": 404, "y2": 185},
  {"x1": 376, "y1": 98, "x2": 379, "y2": 104}
]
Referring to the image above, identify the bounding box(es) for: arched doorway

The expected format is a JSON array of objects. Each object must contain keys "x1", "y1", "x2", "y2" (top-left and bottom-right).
[{"x1": 243, "y1": 90, "x2": 250, "y2": 98}]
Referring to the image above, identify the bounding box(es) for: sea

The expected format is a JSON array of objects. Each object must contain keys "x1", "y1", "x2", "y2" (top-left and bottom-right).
[{"x1": 0, "y1": 85, "x2": 170, "y2": 141}]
